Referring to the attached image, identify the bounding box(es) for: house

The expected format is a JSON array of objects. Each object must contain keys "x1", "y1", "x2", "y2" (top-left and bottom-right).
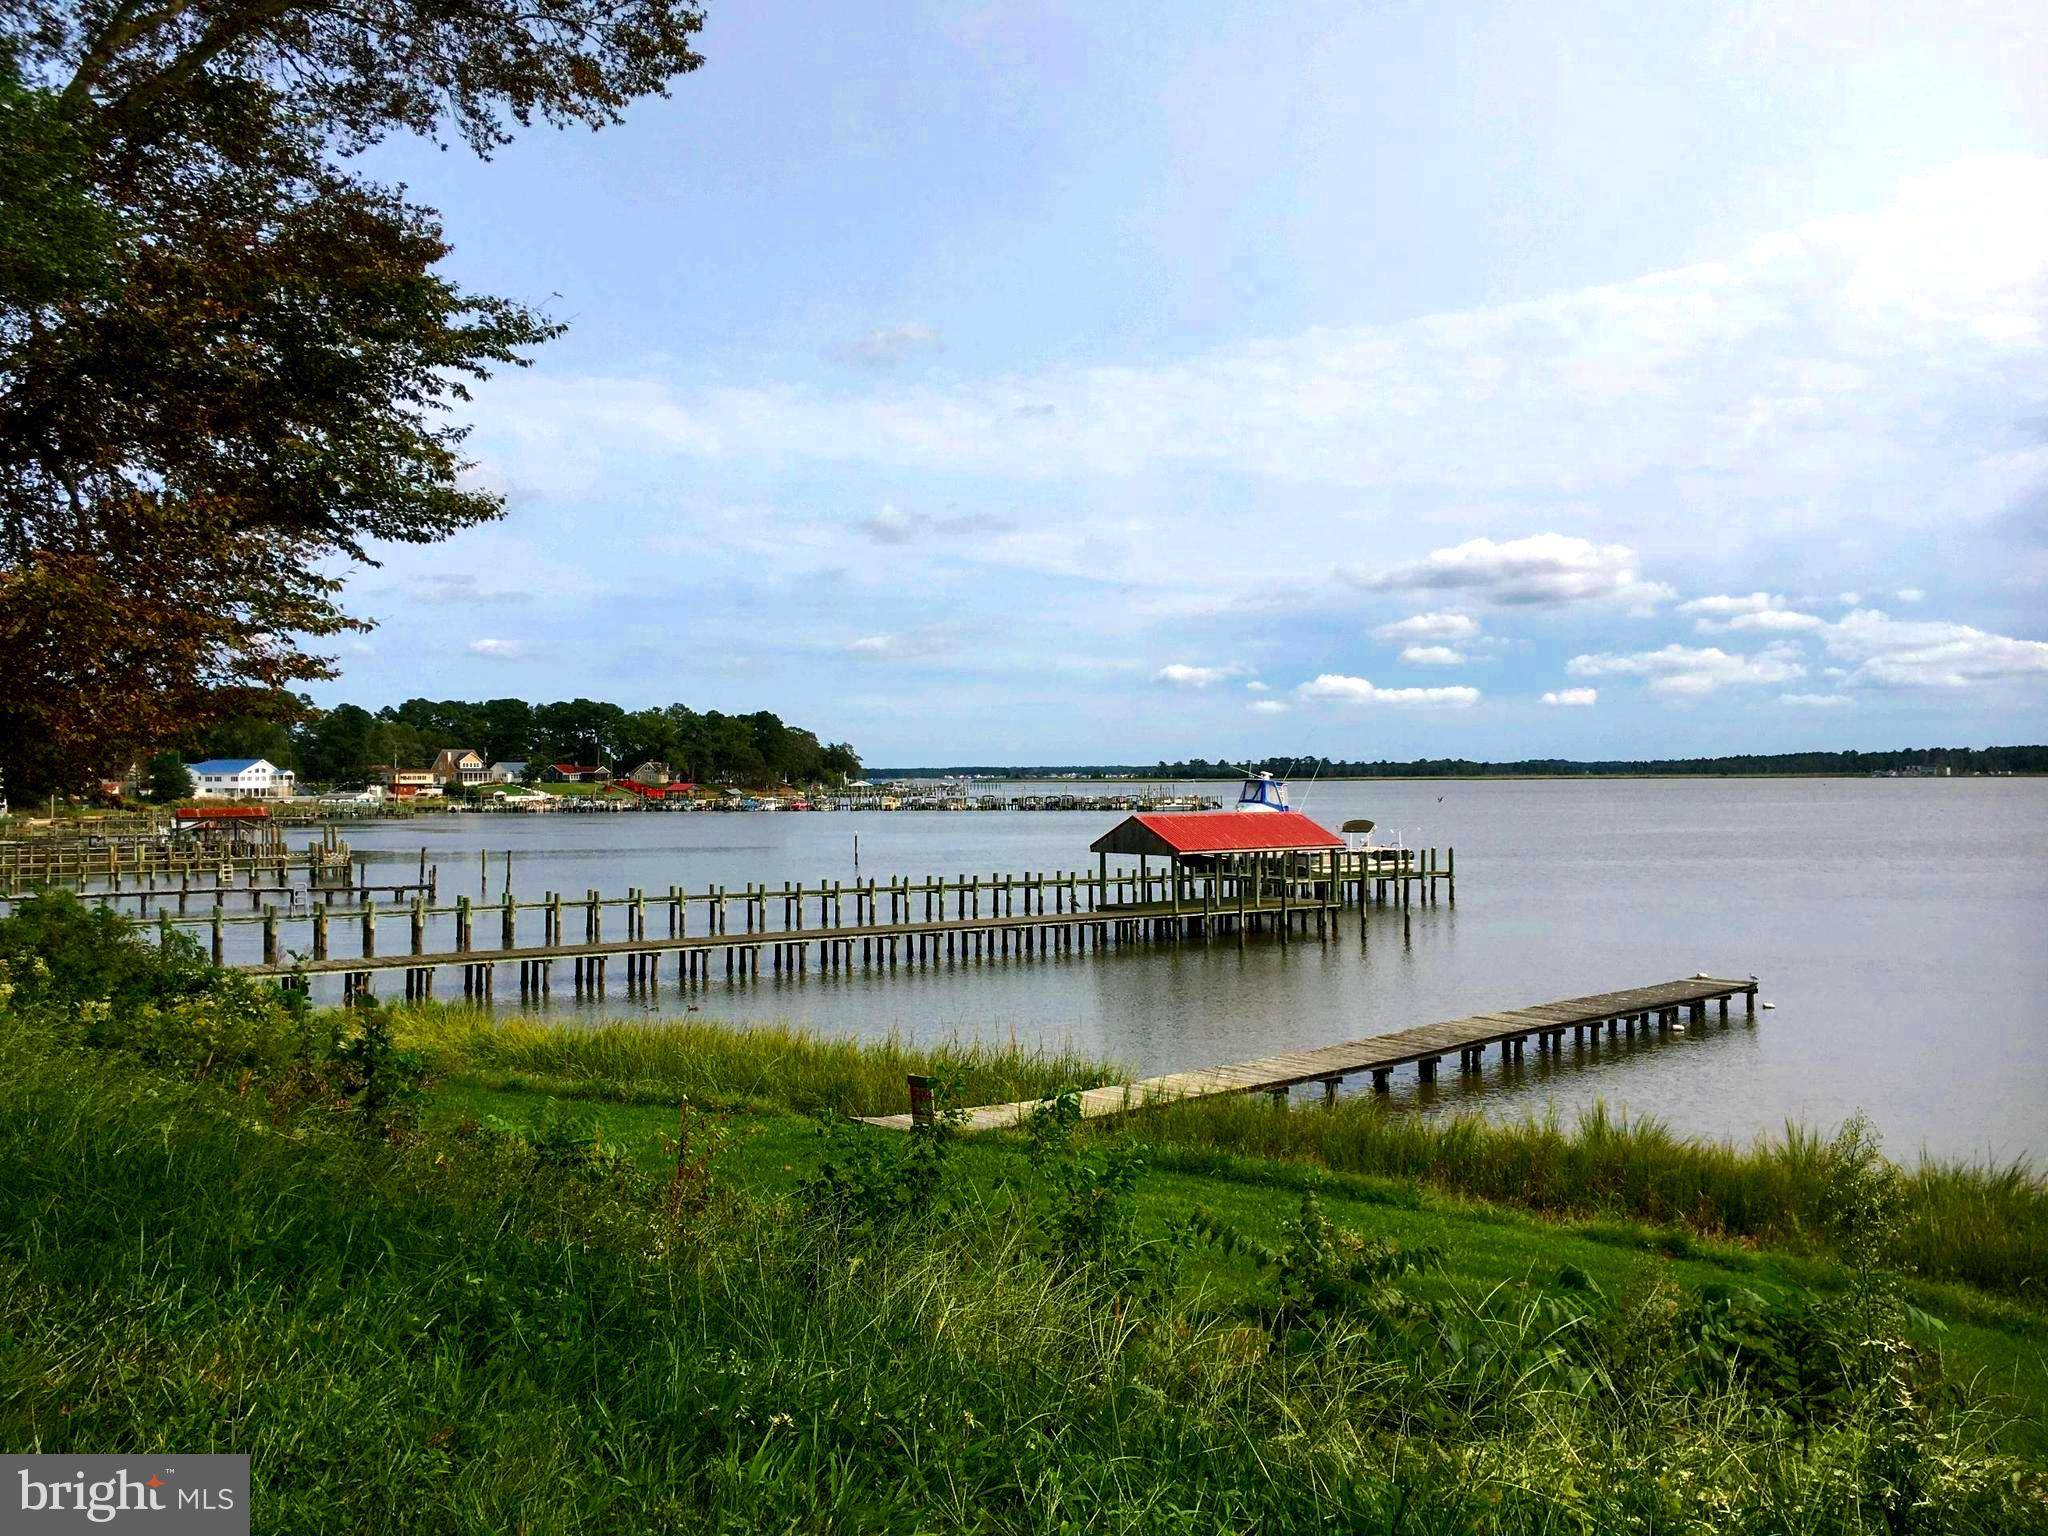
[
  {"x1": 187, "y1": 758, "x2": 297, "y2": 800},
  {"x1": 542, "y1": 763, "x2": 612, "y2": 784},
  {"x1": 628, "y1": 760, "x2": 674, "y2": 786},
  {"x1": 429, "y1": 748, "x2": 488, "y2": 786},
  {"x1": 487, "y1": 760, "x2": 528, "y2": 783},
  {"x1": 373, "y1": 767, "x2": 442, "y2": 799}
]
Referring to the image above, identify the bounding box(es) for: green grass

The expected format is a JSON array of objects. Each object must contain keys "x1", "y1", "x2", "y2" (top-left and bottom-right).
[
  {"x1": 1110, "y1": 1093, "x2": 2048, "y2": 1299},
  {"x1": 4, "y1": 899, "x2": 2047, "y2": 1534},
  {"x1": 398, "y1": 1004, "x2": 1121, "y2": 1117}
]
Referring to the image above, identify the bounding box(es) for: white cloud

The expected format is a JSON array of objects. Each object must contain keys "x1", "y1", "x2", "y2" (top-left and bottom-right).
[
  {"x1": 845, "y1": 634, "x2": 902, "y2": 656},
  {"x1": 1894, "y1": 588, "x2": 1926, "y2": 603},
  {"x1": 831, "y1": 323, "x2": 940, "y2": 370},
  {"x1": 1678, "y1": 592, "x2": 1825, "y2": 633},
  {"x1": 1541, "y1": 688, "x2": 1598, "y2": 706},
  {"x1": 1567, "y1": 643, "x2": 1807, "y2": 697},
  {"x1": 1823, "y1": 609, "x2": 2048, "y2": 688},
  {"x1": 1781, "y1": 693, "x2": 1853, "y2": 707},
  {"x1": 1297, "y1": 674, "x2": 1481, "y2": 707},
  {"x1": 1154, "y1": 662, "x2": 1242, "y2": 687},
  {"x1": 1248, "y1": 699, "x2": 1290, "y2": 715},
  {"x1": 1678, "y1": 592, "x2": 1777, "y2": 617},
  {"x1": 1373, "y1": 611, "x2": 1479, "y2": 642},
  {"x1": 1838, "y1": 593, "x2": 1862, "y2": 607},
  {"x1": 1245, "y1": 680, "x2": 1271, "y2": 693},
  {"x1": 1400, "y1": 645, "x2": 1466, "y2": 666},
  {"x1": 466, "y1": 638, "x2": 523, "y2": 660},
  {"x1": 1353, "y1": 533, "x2": 1672, "y2": 609}
]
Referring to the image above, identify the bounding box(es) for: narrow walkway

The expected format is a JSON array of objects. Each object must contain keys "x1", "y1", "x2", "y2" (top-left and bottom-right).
[{"x1": 864, "y1": 976, "x2": 1760, "y2": 1132}]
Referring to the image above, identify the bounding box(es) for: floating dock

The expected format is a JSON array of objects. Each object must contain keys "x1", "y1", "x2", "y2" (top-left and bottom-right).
[{"x1": 865, "y1": 976, "x2": 1762, "y2": 1131}]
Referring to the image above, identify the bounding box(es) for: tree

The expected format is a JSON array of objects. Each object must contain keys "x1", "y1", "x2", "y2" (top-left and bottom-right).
[
  {"x1": 143, "y1": 750, "x2": 191, "y2": 803},
  {"x1": 0, "y1": 0, "x2": 706, "y2": 797}
]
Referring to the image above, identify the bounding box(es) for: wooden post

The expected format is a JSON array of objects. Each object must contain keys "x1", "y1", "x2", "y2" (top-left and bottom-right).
[
  {"x1": 361, "y1": 899, "x2": 376, "y2": 959},
  {"x1": 312, "y1": 904, "x2": 328, "y2": 961}
]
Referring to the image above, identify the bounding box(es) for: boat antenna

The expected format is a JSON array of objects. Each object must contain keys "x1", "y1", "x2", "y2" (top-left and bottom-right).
[{"x1": 1296, "y1": 756, "x2": 1326, "y2": 811}]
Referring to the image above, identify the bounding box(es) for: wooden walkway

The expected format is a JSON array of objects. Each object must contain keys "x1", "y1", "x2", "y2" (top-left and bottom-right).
[{"x1": 864, "y1": 976, "x2": 1760, "y2": 1132}]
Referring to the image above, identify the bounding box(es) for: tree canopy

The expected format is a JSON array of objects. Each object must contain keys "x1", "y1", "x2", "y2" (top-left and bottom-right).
[
  {"x1": 282, "y1": 696, "x2": 860, "y2": 789},
  {"x1": 0, "y1": 0, "x2": 706, "y2": 799}
]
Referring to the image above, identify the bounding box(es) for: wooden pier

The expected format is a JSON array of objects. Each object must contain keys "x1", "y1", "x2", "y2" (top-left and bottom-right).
[
  {"x1": 865, "y1": 976, "x2": 1761, "y2": 1132},
  {"x1": 201, "y1": 848, "x2": 1450, "y2": 997}
]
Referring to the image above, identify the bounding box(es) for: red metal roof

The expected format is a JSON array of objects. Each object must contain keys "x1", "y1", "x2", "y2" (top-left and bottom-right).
[
  {"x1": 1091, "y1": 811, "x2": 1343, "y2": 857},
  {"x1": 172, "y1": 805, "x2": 272, "y2": 821}
]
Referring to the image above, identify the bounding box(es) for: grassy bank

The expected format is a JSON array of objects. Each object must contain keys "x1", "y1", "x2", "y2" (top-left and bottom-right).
[
  {"x1": 399, "y1": 1004, "x2": 1118, "y2": 1118},
  {"x1": 4, "y1": 895, "x2": 2046, "y2": 1531},
  {"x1": 1114, "y1": 1094, "x2": 2048, "y2": 1299}
]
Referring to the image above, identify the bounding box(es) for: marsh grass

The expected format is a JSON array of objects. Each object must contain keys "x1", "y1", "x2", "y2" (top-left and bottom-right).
[
  {"x1": 4, "y1": 1016, "x2": 2041, "y2": 1534},
  {"x1": 1115, "y1": 1096, "x2": 2048, "y2": 1297},
  {"x1": 397, "y1": 1003, "x2": 1120, "y2": 1117}
]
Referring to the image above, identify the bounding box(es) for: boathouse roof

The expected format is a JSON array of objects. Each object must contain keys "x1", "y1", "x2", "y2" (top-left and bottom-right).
[{"x1": 1089, "y1": 811, "x2": 1344, "y2": 858}]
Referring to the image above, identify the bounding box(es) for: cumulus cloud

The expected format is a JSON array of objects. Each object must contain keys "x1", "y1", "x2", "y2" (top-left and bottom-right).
[
  {"x1": 1154, "y1": 662, "x2": 1243, "y2": 687},
  {"x1": 1245, "y1": 680, "x2": 1271, "y2": 692},
  {"x1": 1894, "y1": 588, "x2": 1926, "y2": 603},
  {"x1": 1541, "y1": 688, "x2": 1598, "y2": 706},
  {"x1": 1823, "y1": 609, "x2": 2048, "y2": 688},
  {"x1": 831, "y1": 323, "x2": 940, "y2": 370},
  {"x1": 1400, "y1": 645, "x2": 1466, "y2": 666},
  {"x1": 1297, "y1": 674, "x2": 1481, "y2": 707},
  {"x1": 1248, "y1": 699, "x2": 1290, "y2": 715},
  {"x1": 1678, "y1": 592, "x2": 1826, "y2": 633},
  {"x1": 1781, "y1": 693, "x2": 1853, "y2": 707},
  {"x1": 1353, "y1": 534, "x2": 1673, "y2": 609},
  {"x1": 1373, "y1": 611, "x2": 1479, "y2": 642},
  {"x1": 845, "y1": 634, "x2": 903, "y2": 656},
  {"x1": 467, "y1": 638, "x2": 523, "y2": 660},
  {"x1": 1567, "y1": 643, "x2": 1806, "y2": 697}
]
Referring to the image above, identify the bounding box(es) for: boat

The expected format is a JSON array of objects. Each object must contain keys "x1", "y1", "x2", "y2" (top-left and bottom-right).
[{"x1": 1234, "y1": 770, "x2": 1289, "y2": 812}]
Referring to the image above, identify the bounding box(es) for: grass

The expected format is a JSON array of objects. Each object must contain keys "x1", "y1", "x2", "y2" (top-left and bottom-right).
[
  {"x1": 4, "y1": 897, "x2": 2047, "y2": 1532},
  {"x1": 1111, "y1": 1094, "x2": 2048, "y2": 1299},
  {"x1": 397, "y1": 1003, "x2": 1121, "y2": 1117}
]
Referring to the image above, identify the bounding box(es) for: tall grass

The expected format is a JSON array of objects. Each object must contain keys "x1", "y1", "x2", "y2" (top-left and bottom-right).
[
  {"x1": 1115, "y1": 1096, "x2": 2048, "y2": 1297},
  {"x1": 4, "y1": 1018, "x2": 2039, "y2": 1533},
  {"x1": 397, "y1": 1003, "x2": 1120, "y2": 1117}
]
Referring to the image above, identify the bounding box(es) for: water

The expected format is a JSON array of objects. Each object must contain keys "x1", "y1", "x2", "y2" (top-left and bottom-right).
[{"x1": 310, "y1": 778, "x2": 2044, "y2": 1162}]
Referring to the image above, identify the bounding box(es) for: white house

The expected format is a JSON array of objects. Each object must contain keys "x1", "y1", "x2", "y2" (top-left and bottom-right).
[
  {"x1": 187, "y1": 758, "x2": 296, "y2": 800},
  {"x1": 488, "y1": 760, "x2": 528, "y2": 783}
]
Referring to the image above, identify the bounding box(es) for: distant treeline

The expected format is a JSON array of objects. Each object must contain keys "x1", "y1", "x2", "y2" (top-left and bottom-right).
[
  {"x1": 194, "y1": 698, "x2": 861, "y2": 787},
  {"x1": 870, "y1": 746, "x2": 2048, "y2": 780}
]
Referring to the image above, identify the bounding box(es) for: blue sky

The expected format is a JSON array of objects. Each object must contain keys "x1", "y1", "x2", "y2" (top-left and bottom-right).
[{"x1": 330, "y1": 0, "x2": 2048, "y2": 763}]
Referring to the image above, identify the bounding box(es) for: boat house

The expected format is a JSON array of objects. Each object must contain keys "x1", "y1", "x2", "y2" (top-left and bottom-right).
[{"x1": 1088, "y1": 810, "x2": 1346, "y2": 903}]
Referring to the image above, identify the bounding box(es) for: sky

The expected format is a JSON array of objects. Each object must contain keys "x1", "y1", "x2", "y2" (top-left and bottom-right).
[{"x1": 329, "y1": 0, "x2": 2048, "y2": 764}]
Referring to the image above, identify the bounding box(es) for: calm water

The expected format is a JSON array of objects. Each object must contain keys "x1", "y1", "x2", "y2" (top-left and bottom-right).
[{"x1": 302, "y1": 779, "x2": 2047, "y2": 1162}]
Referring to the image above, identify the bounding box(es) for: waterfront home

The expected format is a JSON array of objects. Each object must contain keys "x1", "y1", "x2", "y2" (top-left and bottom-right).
[
  {"x1": 628, "y1": 760, "x2": 674, "y2": 786},
  {"x1": 187, "y1": 758, "x2": 297, "y2": 800},
  {"x1": 488, "y1": 760, "x2": 528, "y2": 783},
  {"x1": 430, "y1": 748, "x2": 488, "y2": 786},
  {"x1": 543, "y1": 763, "x2": 612, "y2": 783},
  {"x1": 374, "y1": 766, "x2": 441, "y2": 799}
]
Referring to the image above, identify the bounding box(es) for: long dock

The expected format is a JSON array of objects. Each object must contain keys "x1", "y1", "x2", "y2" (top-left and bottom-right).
[
  {"x1": 198, "y1": 852, "x2": 1450, "y2": 998},
  {"x1": 864, "y1": 976, "x2": 1761, "y2": 1132}
]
